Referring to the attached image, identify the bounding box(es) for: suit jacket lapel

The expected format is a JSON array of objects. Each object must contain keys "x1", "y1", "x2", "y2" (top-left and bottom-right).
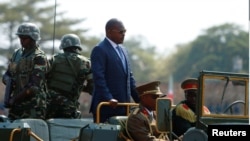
[{"x1": 103, "y1": 39, "x2": 128, "y2": 74}]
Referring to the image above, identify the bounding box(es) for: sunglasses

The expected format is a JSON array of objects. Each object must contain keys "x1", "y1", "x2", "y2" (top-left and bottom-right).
[
  {"x1": 111, "y1": 29, "x2": 126, "y2": 34},
  {"x1": 150, "y1": 95, "x2": 159, "y2": 99}
]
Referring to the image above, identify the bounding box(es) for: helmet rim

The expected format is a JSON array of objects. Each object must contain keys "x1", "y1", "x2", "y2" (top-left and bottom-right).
[
  {"x1": 59, "y1": 34, "x2": 82, "y2": 50},
  {"x1": 16, "y1": 22, "x2": 41, "y2": 41}
]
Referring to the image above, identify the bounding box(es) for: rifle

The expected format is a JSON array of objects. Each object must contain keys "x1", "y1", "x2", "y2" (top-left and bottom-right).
[{"x1": 3, "y1": 74, "x2": 13, "y2": 108}]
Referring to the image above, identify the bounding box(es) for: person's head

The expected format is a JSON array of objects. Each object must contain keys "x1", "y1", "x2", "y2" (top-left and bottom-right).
[
  {"x1": 181, "y1": 78, "x2": 198, "y2": 108},
  {"x1": 136, "y1": 81, "x2": 164, "y2": 111},
  {"x1": 16, "y1": 22, "x2": 41, "y2": 48},
  {"x1": 105, "y1": 18, "x2": 126, "y2": 44},
  {"x1": 59, "y1": 33, "x2": 82, "y2": 53}
]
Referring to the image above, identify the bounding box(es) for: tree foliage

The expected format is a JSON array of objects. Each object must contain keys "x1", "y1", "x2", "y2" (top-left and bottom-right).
[
  {"x1": 124, "y1": 35, "x2": 159, "y2": 83},
  {"x1": 0, "y1": 0, "x2": 248, "y2": 85},
  {"x1": 0, "y1": 0, "x2": 89, "y2": 57},
  {"x1": 0, "y1": 1, "x2": 248, "y2": 116},
  {"x1": 0, "y1": 0, "x2": 158, "y2": 82},
  {"x1": 165, "y1": 23, "x2": 249, "y2": 82}
]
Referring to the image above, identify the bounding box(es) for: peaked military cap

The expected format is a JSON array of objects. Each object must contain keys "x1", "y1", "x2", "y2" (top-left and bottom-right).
[
  {"x1": 181, "y1": 78, "x2": 198, "y2": 91},
  {"x1": 136, "y1": 81, "x2": 163, "y2": 97}
]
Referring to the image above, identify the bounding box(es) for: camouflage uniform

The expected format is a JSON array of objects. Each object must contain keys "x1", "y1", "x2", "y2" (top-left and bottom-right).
[
  {"x1": 46, "y1": 34, "x2": 92, "y2": 119},
  {"x1": 2, "y1": 23, "x2": 48, "y2": 121}
]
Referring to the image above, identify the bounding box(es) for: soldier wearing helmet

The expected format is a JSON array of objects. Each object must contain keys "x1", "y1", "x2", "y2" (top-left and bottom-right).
[
  {"x1": 172, "y1": 78, "x2": 210, "y2": 138},
  {"x1": 16, "y1": 22, "x2": 41, "y2": 41},
  {"x1": 2, "y1": 22, "x2": 48, "y2": 121},
  {"x1": 46, "y1": 33, "x2": 92, "y2": 119}
]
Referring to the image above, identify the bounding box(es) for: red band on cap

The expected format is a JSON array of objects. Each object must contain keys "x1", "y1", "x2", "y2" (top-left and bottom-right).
[{"x1": 183, "y1": 83, "x2": 197, "y2": 90}]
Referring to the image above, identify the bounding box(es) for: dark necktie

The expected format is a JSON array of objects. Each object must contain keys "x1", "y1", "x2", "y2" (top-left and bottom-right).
[{"x1": 116, "y1": 46, "x2": 126, "y2": 71}]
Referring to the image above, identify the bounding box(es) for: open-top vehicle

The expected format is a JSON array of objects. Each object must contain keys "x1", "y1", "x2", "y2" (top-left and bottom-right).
[
  {"x1": 157, "y1": 70, "x2": 249, "y2": 141},
  {"x1": 0, "y1": 70, "x2": 249, "y2": 141}
]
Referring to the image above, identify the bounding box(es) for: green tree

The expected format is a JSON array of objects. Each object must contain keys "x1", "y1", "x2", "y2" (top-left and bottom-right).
[
  {"x1": 124, "y1": 35, "x2": 159, "y2": 83},
  {"x1": 0, "y1": 0, "x2": 90, "y2": 57},
  {"x1": 0, "y1": 0, "x2": 164, "y2": 83},
  {"x1": 166, "y1": 23, "x2": 249, "y2": 82}
]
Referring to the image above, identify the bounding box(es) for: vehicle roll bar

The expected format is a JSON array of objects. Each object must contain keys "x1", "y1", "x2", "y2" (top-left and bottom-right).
[
  {"x1": 9, "y1": 128, "x2": 43, "y2": 141},
  {"x1": 96, "y1": 102, "x2": 139, "y2": 124}
]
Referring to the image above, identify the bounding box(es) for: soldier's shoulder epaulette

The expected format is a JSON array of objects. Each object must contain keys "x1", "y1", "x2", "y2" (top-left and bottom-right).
[
  {"x1": 176, "y1": 103, "x2": 190, "y2": 110},
  {"x1": 181, "y1": 103, "x2": 190, "y2": 110},
  {"x1": 175, "y1": 103, "x2": 196, "y2": 123}
]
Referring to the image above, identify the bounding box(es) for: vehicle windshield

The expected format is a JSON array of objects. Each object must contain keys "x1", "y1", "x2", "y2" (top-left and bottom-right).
[{"x1": 202, "y1": 75, "x2": 248, "y2": 116}]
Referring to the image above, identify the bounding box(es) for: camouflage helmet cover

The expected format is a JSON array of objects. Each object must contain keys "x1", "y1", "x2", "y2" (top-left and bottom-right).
[
  {"x1": 16, "y1": 22, "x2": 41, "y2": 41},
  {"x1": 59, "y1": 34, "x2": 82, "y2": 50}
]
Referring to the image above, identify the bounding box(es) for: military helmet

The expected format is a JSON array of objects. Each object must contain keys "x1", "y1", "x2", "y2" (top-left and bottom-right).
[
  {"x1": 16, "y1": 22, "x2": 41, "y2": 41},
  {"x1": 59, "y1": 34, "x2": 82, "y2": 50}
]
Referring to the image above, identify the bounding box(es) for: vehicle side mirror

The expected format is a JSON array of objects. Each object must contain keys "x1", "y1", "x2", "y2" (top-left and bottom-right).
[{"x1": 156, "y1": 98, "x2": 172, "y2": 132}]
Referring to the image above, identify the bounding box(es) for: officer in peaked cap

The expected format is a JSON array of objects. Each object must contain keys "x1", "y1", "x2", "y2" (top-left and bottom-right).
[
  {"x1": 172, "y1": 78, "x2": 210, "y2": 138},
  {"x1": 181, "y1": 78, "x2": 198, "y2": 108},
  {"x1": 136, "y1": 81, "x2": 165, "y2": 112},
  {"x1": 181, "y1": 78, "x2": 198, "y2": 91},
  {"x1": 136, "y1": 81, "x2": 164, "y2": 98},
  {"x1": 126, "y1": 81, "x2": 169, "y2": 141}
]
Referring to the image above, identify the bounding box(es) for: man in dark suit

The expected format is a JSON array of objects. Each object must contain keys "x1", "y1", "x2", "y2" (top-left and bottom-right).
[{"x1": 89, "y1": 18, "x2": 140, "y2": 123}]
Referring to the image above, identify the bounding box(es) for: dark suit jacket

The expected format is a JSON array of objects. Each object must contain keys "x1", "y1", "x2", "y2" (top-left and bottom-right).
[{"x1": 89, "y1": 38, "x2": 139, "y2": 122}]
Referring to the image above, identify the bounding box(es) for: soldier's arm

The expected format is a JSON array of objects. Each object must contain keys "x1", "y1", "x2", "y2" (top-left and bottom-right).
[
  {"x1": 81, "y1": 59, "x2": 93, "y2": 94},
  {"x1": 9, "y1": 86, "x2": 38, "y2": 105},
  {"x1": 32, "y1": 55, "x2": 48, "y2": 87}
]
